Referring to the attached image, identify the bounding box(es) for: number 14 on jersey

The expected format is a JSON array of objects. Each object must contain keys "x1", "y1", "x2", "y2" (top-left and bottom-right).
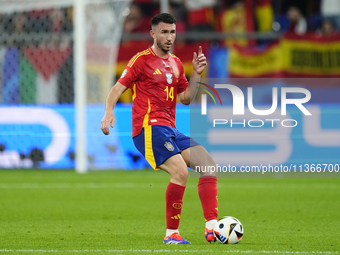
[{"x1": 164, "y1": 86, "x2": 174, "y2": 101}]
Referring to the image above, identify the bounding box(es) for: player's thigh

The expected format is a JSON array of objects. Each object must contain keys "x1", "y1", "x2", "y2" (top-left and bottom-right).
[
  {"x1": 182, "y1": 145, "x2": 217, "y2": 176},
  {"x1": 181, "y1": 147, "x2": 190, "y2": 167},
  {"x1": 159, "y1": 153, "x2": 188, "y2": 181},
  {"x1": 173, "y1": 131, "x2": 199, "y2": 167}
]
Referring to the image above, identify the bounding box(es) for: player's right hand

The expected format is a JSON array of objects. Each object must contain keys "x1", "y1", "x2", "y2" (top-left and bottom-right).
[{"x1": 100, "y1": 112, "x2": 115, "y2": 135}]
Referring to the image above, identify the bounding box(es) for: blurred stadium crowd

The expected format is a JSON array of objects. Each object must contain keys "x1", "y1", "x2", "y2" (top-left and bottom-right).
[
  {"x1": 0, "y1": 0, "x2": 339, "y2": 105},
  {"x1": 1, "y1": 0, "x2": 337, "y2": 45},
  {"x1": 123, "y1": 0, "x2": 340, "y2": 45},
  {"x1": 0, "y1": 8, "x2": 72, "y2": 49}
]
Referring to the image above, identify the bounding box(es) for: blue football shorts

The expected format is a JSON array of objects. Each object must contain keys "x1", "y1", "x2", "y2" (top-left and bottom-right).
[{"x1": 133, "y1": 125, "x2": 200, "y2": 170}]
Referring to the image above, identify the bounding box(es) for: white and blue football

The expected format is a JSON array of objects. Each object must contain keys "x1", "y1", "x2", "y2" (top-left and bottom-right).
[{"x1": 213, "y1": 216, "x2": 244, "y2": 244}]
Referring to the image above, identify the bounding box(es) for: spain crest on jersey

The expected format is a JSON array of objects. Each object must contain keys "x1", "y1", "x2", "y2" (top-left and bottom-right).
[
  {"x1": 172, "y1": 66, "x2": 179, "y2": 78},
  {"x1": 166, "y1": 73, "x2": 173, "y2": 84},
  {"x1": 164, "y1": 141, "x2": 174, "y2": 151}
]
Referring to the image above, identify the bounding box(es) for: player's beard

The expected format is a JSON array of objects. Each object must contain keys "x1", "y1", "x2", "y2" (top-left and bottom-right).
[{"x1": 156, "y1": 38, "x2": 171, "y2": 53}]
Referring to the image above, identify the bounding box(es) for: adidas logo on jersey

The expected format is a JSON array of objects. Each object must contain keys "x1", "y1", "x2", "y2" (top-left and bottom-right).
[{"x1": 153, "y1": 68, "x2": 162, "y2": 75}]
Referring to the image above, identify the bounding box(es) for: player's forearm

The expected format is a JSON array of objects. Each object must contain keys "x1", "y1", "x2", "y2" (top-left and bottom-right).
[
  {"x1": 104, "y1": 85, "x2": 121, "y2": 114},
  {"x1": 184, "y1": 71, "x2": 201, "y2": 105}
]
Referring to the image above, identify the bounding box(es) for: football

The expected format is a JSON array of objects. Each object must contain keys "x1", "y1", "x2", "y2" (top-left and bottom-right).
[{"x1": 213, "y1": 216, "x2": 244, "y2": 244}]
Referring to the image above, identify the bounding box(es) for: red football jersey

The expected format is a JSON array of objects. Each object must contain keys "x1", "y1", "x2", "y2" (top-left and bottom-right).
[{"x1": 118, "y1": 47, "x2": 189, "y2": 137}]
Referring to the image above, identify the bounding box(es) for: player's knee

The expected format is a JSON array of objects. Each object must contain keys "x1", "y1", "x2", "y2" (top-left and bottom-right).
[
  {"x1": 178, "y1": 167, "x2": 188, "y2": 181},
  {"x1": 173, "y1": 167, "x2": 188, "y2": 185}
]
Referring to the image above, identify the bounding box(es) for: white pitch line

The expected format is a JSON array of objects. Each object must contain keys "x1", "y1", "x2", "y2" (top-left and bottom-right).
[
  {"x1": 0, "y1": 183, "x2": 338, "y2": 190},
  {"x1": 0, "y1": 249, "x2": 338, "y2": 254},
  {"x1": 0, "y1": 183, "x2": 165, "y2": 189}
]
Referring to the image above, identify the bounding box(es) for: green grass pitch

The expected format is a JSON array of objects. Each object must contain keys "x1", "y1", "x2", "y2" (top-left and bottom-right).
[{"x1": 0, "y1": 170, "x2": 339, "y2": 255}]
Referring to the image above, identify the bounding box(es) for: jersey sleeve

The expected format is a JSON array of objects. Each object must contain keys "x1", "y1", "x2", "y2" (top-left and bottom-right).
[
  {"x1": 118, "y1": 55, "x2": 143, "y2": 89},
  {"x1": 177, "y1": 61, "x2": 189, "y2": 94}
]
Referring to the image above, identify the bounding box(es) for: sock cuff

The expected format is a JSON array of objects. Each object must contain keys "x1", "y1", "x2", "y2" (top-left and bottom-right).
[
  {"x1": 198, "y1": 177, "x2": 217, "y2": 185},
  {"x1": 169, "y1": 182, "x2": 186, "y2": 190}
]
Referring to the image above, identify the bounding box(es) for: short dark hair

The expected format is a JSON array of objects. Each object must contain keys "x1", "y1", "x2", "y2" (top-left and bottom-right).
[{"x1": 151, "y1": 13, "x2": 176, "y2": 28}]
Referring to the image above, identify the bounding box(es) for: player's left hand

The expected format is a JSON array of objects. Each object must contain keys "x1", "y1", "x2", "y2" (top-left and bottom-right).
[{"x1": 192, "y1": 46, "x2": 207, "y2": 75}]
